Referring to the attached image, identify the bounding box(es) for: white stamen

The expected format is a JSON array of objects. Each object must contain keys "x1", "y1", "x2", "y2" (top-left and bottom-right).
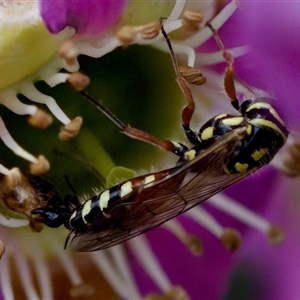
[
  {"x1": 196, "y1": 46, "x2": 249, "y2": 67},
  {"x1": 0, "y1": 89, "x2": 37, "y2": 116},
  {"x1": 155, "y1": 41, "x2": 196, "y2": 67},
  {"x1": 90, "y1": 251, "x2": 126, "y2": 297},
  {"x1": 46, "y1": 72, "x2": 71, "y2": 88},
  {"x1": 30, "y1": 238, "x2": 54, "y2": 300},
  {"x1": 18, "y1": 81, "x2": 71, "y2": 125},
  {"x1": 128, "y1": 235, "x2": 171, "y2": 293},
  {"x1": 163, "y1": 19, "x2": 183, "y2": 36},
  {"x1": 163, "y1": 219, "x2": 202, "y2": 255},
  {"x1": 110, "y1": 246, "x2": 142, "y2": 299},
  {"x1": 60, "y1": 57, "x2": 80, "y2": 73},
  {"x1": 0, "y1": 116, "x2": 38, "y2": 163},
  {"x1": 76, "y1": 37, "x2": 122, "y2": 58},
  {"x1": 183, "y1": 0, "x2": 238, "y2": 48},
  {"x1": 0, "y1": 255, "x2": 14, "y2": 300},
  {"x1": 49, "y1": 241, "x2": 83, "y2": 286},
  {"x1": 0, "y1": 164, "x2": 10, "y2": 175},
  {"x1": 15, "y1": 250, "x2": 40, "y2": 299},
  {"x1": 186, "y1": 206, "x2": 224, "y2": 238},
  {"x1": 90, "y1": 248, "x2": 142, "y2": 300},
  {"x1": 166, "y1": 0, "x2": 186, "y2": 23},
  {"x1": 0, "y1": 215, "x2": 29, "y2": 228},
  {"x1": 209, "y1": 194, "x2": 270, "y2": 233}
]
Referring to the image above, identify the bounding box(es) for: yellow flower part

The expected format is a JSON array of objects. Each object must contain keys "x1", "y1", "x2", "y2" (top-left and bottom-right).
[{"x1": 0, "y1": 1, "x2": 72, "y2": 90}]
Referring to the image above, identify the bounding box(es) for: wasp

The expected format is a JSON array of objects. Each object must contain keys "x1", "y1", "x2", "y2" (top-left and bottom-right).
[{"x1": 32, "y1": 22, "x2": 289, "y2": 252}]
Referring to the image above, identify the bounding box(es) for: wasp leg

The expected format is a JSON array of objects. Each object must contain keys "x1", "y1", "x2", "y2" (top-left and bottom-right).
[
  {"x1": 206, "y1": 22, "x2": 240, "y2": 111},
  {"x1": 160, "y1": 21, "x2": 200, "y2": 146},
  {"x1": 81, "y1": 91, "x2": 188, "y2": 156}
]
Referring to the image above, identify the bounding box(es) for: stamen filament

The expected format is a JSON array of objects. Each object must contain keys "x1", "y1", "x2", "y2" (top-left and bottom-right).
[
  {"x1": 186, "y1": 206, "x2": 224, "y2": 238},
  {"x1": 91, "y1": 249, "x2": 142, "y2": 300},
  {"x1": 109, "y1": 245, "x2": 141, "y2": 297},
  {"x1": 46, "y1": 73, "x2": 71, "y2": 88},
  {"x1": 76, "y1": 38, "x2": 122, "y2": 58},
  {"x1": 183, "y1": 0, "x2": 238, "y2": 48},
  {"x1": 0, "y1": 215, "x2": 29, "y2": 228},
  {"x1": 186, "y1": 207, "x2": 242, "y2": 251},
  {"x1": 15, "y1": 250, "x2": 40, "y2": 299},
  {"x1": 0, "y1": 164, "x2": 9, "y2": 175},
  {"x1": 48, "y1": 241, "x2": 83, "y2": 286},
  {"x1": 0, "y1": 255, "x2": 14, "y2": 300},
  {"x1": 1, "y1": 91, "x2": 37, "y2": 116},
  {"x1": 163, "y1": 219, "x2": 203, "y2": 255},
  {"x1": 0, "y1": 116, "x2": 38, "y2": 163},
  {"x1": 155, "y1": 41, "x2": 196, "y2": 67},
  {"x1": 165, "y1": 0, "x2": 186, "y2": 23},
  {"x1": 195, "y1": 46, "x2": 249, "y2": 67},
  {"x1": 18, "y1": 82, "x2": 71, "y2": 125},
  {"x1": 128, "y1": 235, "x2": 171, "y2": 293},
  {"x1": 30, "y1": 239, "x2": 54, "y2": 300},
  {"x1": 209, "y1": 194, "x2": 284, "y2": 246},
  {"x1": 209, "y1": 194, "x2": 270, "y2": 233}
]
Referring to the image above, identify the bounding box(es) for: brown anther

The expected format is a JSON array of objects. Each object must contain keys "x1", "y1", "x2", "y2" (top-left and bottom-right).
[
  {"x1": 59, "y1": 40, "x2": 79, "y2": 67},
  {"x1": 29, "y1": 220, "x2": 43, "y2": 232},
  {"x1": 28, "y1": 108, "x2": 53, "y2": 129},
  {"x1": 182, "y1": 10, "x2": 203, "y2": 31},
  {"x1": 69, "y1": 283, "x2": 95, "y2": 298},
  {"x1": 139, "y1": 21, "x2": 161, "y2": 40},
  {"x1": 30, "y1": 155, "x2": 50, "y2": 175},
  {"x1": 281, "y1": 161, "x2": 300, "y2": 177},
  {"x1": 221, "y1": 228, "x2": 242, "y2": 251},
  {"x1": 284, "y1": 142, "x2": 300, "y2": 176},
  {"x1": 179, "y1": 65, "x2": 206, "y2": 86},
  {"x1": 4, "y1": 167, "x2": 22, "y2": 188},
  {"x1": 0, "y1": 240, "x2": 5, "y2": 260},
  {"x1": 267, "y1": 225, "x2": 285, "y2": 246},
  {"x1": 185, "y1": 235, "x2": 203, "y2": 256},
  {"x1": 58, "y1": 116, "x2": 83, "y2": 141},
  {"x1": 281, "y1": 142, "x2": 300, "y2": 177},
  {"x1": 116, "y1": 25, "x2": 138, "y2": 44},
  {"x1": 67, "y1": 72, "x2": 91, "y2": 91},
  {"x1": 146, "y1": 286, "x2": 190, "y2": 300}
]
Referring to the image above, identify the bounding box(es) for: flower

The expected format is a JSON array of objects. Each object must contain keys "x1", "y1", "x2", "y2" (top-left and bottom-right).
[{"x1": 0, "y1": 1, "x2": 298, "y2": 300}]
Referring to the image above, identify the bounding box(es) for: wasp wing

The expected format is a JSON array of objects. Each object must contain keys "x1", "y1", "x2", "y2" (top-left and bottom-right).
[{"x1": 70, "y1": 127, "x2": 261, "y2": 251}]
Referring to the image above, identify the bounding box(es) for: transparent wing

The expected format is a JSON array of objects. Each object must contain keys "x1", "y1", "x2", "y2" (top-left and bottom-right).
[{"x1": 70, "y1": 127, "x2": 259, "y2": 251}]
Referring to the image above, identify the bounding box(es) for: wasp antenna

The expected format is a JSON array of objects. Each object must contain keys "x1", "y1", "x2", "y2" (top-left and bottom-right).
[
  {"x1": 54, "y1": 149, "x2": 104, "y2": 182},
  {"x1": 64, "y1": 175, "x2": 78, "y2": 195},
  {"x1": 80, "y1": 91, "x2": 127, "y2": 131}
]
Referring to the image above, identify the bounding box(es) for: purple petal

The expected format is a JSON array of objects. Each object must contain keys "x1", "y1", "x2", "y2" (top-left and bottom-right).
[
  {"x1": 233, "y1": 175, "x2": 300, "y2": 299},
  {"x1": 224, "y1": 2, "x2": 300, "y2": 130},
  {"x1": 39, "y1": 0, "x2": 127, "y2": 36}
]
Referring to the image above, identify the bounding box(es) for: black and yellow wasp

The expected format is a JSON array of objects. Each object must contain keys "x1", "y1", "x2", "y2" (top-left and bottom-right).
[{"x1": 32, "y1": 22, "x2": 289, "y2": 252}]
